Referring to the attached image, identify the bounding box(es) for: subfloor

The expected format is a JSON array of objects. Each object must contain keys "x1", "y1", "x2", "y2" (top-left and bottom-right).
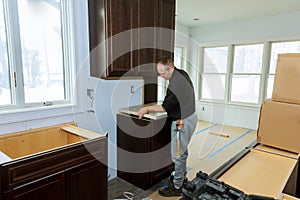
[{"x1": 108, "y1": 120, "x2": 257, "y2": 200}]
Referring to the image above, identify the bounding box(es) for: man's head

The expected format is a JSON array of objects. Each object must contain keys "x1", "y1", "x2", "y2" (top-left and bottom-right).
[{"x1": 156, "y1": 56, "x2": 175, "y2": 80}]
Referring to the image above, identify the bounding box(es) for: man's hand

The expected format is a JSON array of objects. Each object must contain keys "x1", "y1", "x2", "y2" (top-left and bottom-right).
[
  {"x1": 137, "y1": 105, "x2": 165, "y2": 119},
  {"x1": 137, "y1": 106, "x2": 149, "y2": 119}
]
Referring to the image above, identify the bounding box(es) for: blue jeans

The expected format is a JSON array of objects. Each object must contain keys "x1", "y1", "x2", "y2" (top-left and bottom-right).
[{"x1": 171, "y1": 113, "x2": 197, "y2": 188}]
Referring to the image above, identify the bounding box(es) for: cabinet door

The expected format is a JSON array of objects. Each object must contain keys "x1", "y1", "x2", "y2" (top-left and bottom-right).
[
  {"x1": 105, "y1": 0, "x2": 135, "y2": 76},
  {"x1": 88, "y1": 0, "x2": 107, "y2": 78},
  {"x1": 133, "y1": 0, "x2": 175, "y2": 75},
  {"x1": 65, "y1": 160, "x2": 107, "y2": 200},
  {"x1": 4, "y1": 173, "x2": 65, "y2": 200},
  {"x1": 117, "y1": 114, "x2": 152, "y2": 189},
  {"x1": 132, "y1": 0, "x2": 159, "y2": 75},
  {"x1": 157, "y1": 0, "x2": 175, "y2": 60}
]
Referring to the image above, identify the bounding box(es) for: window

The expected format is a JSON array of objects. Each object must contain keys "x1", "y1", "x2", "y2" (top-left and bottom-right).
[
  {"x1": 157, "y1": 76, "x2": 165, "y2": 102},
  {"x1": 199, "y1": 40, "x2": 300, "y2": 106},
  {"x1": 267, "y1": 41, "x2": 300, "y2": 98},
  {"x1": 0, "y1": 0, "x2": 74, "y2": 109},
  {"x1": 174, "y1": 46, "x2": 184, "y2": 69},
  {"x1": 158, "y1": 46, "x2": 185, "y2": 101},
  {"x1": 0, "y1": 0, "x2": 10, "y2": 105},
  {"x1": 230, "y1": 44, "x2": 263, "y2": 104},
  {"x1": 201, "y1": 47, "x2": 228, "y2": 101}
]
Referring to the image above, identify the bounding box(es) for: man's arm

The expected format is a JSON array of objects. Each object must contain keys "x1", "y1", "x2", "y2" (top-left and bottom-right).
[{"x1": 137, "y1": 105, "x2": 165, "y2": 119}]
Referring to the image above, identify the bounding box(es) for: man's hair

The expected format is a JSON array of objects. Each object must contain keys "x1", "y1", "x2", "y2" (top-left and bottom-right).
[{"x1": 156, "y1": 56, "x2": 174, "y2": 70}]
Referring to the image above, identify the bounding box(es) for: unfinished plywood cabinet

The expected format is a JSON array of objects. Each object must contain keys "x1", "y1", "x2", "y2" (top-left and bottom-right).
[
  {"x1": 0, "y1": 123, "x2": 108, "y2": 200},
  {"x1": 212, "y1": 144, "x2": 300, "y2": 199}
]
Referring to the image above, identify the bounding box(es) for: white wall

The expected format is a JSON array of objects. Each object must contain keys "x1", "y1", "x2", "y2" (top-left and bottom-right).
[
  {"x1": 196, "y1": 103, "x2": 260, "y2": 130},
  {"x1": 175, "y1": 11, "x2": 300, "y2": 130}
]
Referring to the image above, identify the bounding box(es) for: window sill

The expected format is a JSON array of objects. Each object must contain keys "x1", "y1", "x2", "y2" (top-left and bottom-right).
[
  {"x1": 197, "y1": 100, "x2": 261, "y2": 110},
  {"x1": 0, "y1": 104, "x2": 81, "y2": 125}
]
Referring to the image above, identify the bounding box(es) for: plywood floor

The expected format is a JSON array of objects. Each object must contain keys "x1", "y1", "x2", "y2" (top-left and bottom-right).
[{"x1": 109, "y1": 120, "x2": 257, "y2": 200}]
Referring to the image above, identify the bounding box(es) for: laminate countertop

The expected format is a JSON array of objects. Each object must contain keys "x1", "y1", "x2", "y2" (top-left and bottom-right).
[{"x1": 119, "y1": 102, "x2": 167, "y2": 120}]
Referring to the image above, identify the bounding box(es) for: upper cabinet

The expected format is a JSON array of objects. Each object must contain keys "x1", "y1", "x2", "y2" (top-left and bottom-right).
[
  {"x1": 105, "y1": 0, "x2": 134, "y2": 76},
  {"x1": 88, "y1": 0, "x2": 175, "y2": 78}
]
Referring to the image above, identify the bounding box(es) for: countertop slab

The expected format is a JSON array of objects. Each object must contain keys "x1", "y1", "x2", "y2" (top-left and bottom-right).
[{"x1": 119, "y1": 102, "x2": 167, "y2": 120}]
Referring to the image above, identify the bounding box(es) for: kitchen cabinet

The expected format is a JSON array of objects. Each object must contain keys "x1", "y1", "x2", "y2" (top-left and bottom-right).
[
  {"x1": 102, "y1": 0, "x2": 175, "y2": 76},
  {"x1": 4, "y1": 173, "x2": 65, "y2": 200},
  {"x1": 88, "y1": 0, "x2": 175, "y2": 103},
  {"x1": 117, "y1": 104, "x2": 174, "y2": 190},
  {"x1": 0, "y1": 123, "x2": 107, "y2": 200},
  {"x1": 65, "y1": 160, "x2": 107, "y2": 200}
]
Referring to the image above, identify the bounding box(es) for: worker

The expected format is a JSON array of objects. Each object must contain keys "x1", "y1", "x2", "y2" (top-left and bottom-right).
[{"x1": 137, "y1": 56, "x2": 197, "y2": 197}]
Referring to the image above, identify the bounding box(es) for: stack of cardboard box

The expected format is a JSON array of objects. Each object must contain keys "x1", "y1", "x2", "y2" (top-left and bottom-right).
[
  {"x1": 257, "y1": 53, "x2": 300, "y2": 199},
  {"x1": 258, "y1": 53, "x2": 300, "y2": 153}
]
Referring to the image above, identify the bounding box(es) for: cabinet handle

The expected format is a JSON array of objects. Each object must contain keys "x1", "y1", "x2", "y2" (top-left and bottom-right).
[{"x1": 130, "y1": 85, "x2": 134, "y2": 94}]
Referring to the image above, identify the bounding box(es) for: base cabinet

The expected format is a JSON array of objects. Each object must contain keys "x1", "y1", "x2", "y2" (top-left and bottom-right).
[
  {"x1": 117, "y1": 113, "x2": 174, "y2": 190},
  {"x1": 65, "y1": 160, "x2": 107, "y2": 200},
  {"x1": 4, "y1": 173, "x2": 65, "y2": 200},
  {"x1": 0, "y1": 124, "x2": 108, "y2": 200},
  {"x1": 4, "y1": 160, "x2": 107, "y2": 200}
]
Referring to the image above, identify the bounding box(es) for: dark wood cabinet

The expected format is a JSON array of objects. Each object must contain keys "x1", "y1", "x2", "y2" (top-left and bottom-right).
[
  {"x1": 88, "y1": 0, "x2": 175, "y2": 103},
  {"x1": 157, "y1": 0, "x2": 176, "y2": 60},
  {"x1": 0, "y1": 124, "x2": 107, "y2": 200},
  {"x1": 117, "y1": 113, "x2": 174, "y2": 190},
  {"x1": 132, "y1": 0, "x2": 158, "y2": 76},
  {"x1": 4, "y1": 173, "x2": 65, "y2": 200},
  {"x1": 105, "y1": 0, "x2": 134, "y2": 76},
  {"x1": 65, "y1": 160, "x2": 107, "y2": 200},
  {"x1": 103, "y1": 0, "x2": 175, "y2": 77}
]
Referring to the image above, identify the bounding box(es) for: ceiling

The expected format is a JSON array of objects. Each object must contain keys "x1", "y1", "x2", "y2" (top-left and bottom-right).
[{"x1": 176, "y1": 0, "x2": 300, "y2": 27}]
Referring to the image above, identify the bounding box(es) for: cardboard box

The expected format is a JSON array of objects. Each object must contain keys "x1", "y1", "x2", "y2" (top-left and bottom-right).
[
  {"x1": 272, "y1": 53, "x2": 300, "y2": 104},
  {"x1": 218, "y1": 148, "x2": 298, "y2": 198},
  {"x1": 257, "y1": 100, "x2": 300, "y2": 154}
]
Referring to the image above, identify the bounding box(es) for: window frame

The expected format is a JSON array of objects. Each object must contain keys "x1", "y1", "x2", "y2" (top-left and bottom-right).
[
  {"x1": 229, "y1": 43, "x2": 264, "y2": 105},
  {"x1": 200, "y1": 46, "x2": 229, "y2": 102},
  {"x1": 0, "y1": 0, "x2": 75, "y2": 111}
]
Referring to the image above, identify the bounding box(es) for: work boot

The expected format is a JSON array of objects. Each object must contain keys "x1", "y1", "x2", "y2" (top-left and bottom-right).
[
  {"x1": 161, "y1": 174, "x2": 174, "y2": 188},
  {"x1": 158, "y1": 183, "x2": 182, "y2": 197}
]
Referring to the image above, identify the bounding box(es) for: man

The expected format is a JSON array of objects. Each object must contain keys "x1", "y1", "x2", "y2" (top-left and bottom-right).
[{"x1": 137, "y1": 56, "x2": 197, "y2": 197}]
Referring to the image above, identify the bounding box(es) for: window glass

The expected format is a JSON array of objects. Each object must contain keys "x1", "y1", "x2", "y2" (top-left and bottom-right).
[
  {"x1": 158, "y1": 46, "x2": 185, "y2": 101},
  {"x1": 203, "y1": 47, "x2": 228, "y2": 73},
  {"x1": 233, "y1": 44, "x2": 263, "y2": 73},
  {"x1": 266, "y1": 75, "x2": 275, "y2": 99},
  {"x1": 202, "y1": 74, "x2": 225, "y2": 100},
  {"x1": 174, "y1": 46, "x2": 183, "y2": 69},
  {"x1": 269, "y1": 41, "x2": 300, "y2": 74},
  {"x1": 17, "y1": 0, "x2": 65, "y2": 103},
  {"x1": 231, "y1": 75, "x2": 260, "y2": 103},
  {"x1": 0, "y1": 0, "x2": 11, "y2": 105}
]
